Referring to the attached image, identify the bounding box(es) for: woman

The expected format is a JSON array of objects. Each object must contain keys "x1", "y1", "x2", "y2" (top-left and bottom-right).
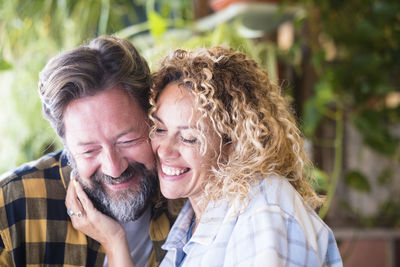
[{"x1": 66, "y1": 46, "x2": 342, "y2": 266}]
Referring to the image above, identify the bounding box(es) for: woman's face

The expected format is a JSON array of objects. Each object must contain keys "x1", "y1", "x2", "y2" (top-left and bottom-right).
[{"x1": 151, "y1": 83, "x2": 220, "y2": 203}]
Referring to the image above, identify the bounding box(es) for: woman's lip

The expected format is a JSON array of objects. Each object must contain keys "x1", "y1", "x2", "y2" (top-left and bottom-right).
[
  {"x1": 160, "y1": 162, "x2": 189, "y2": 173},
  {"x1": 159, "y1": 167, "x2": 191, "y2": 181},
  {"x1": 103, "y1": 176, "x2": 137, "y2": 190}
]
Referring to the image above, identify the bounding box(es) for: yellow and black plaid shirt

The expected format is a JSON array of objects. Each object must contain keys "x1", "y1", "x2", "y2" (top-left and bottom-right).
[{"x1": 0, "y1": 150, "x2": 172, "y2": 267}]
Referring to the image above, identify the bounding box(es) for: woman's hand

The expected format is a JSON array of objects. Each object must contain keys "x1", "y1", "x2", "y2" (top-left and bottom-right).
[{"x1": 65, "y1": 174, "x2": 134, "y2": 267}]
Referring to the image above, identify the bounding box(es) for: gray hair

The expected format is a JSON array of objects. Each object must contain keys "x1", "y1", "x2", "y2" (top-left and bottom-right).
[{"x1": 38, "y1": 35, "x2": 151, "y2": 138}]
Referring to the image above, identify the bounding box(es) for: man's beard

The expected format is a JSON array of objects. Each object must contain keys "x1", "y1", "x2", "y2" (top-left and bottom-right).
[{"x1": 70, "y1": 160, "x2": 158, "y2": 223}]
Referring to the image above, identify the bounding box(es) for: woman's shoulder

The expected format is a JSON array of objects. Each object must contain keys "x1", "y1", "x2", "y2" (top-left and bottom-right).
[
  {"x1": 228, "y1": 176, "x2": 341, "y2": 266},
  {"x1": 243, "y1": 175, "x2": 330, "y2": 237},
  {"x1": 247, "y1": 175, "x2": 312, "y2": 213}
]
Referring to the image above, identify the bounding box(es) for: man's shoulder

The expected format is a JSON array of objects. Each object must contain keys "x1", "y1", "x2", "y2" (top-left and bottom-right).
[
  {"x1": 148, "y1": 197, "x2": 185, "y2": 264},
  {"x1": 0, "y1": 150, "x2": 67, "y2": 188},
  {"x1": 151, "y1": 197, "x2": 184, "y2": 223}
]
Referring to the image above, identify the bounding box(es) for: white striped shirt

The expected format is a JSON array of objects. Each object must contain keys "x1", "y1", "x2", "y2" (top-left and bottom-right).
[{"x1": 160, "y1": 175, "x2": 343, "y2": 267}]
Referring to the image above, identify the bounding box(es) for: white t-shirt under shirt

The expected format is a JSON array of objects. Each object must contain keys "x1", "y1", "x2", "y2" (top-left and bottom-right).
[{"x1": 103, "y1": 205, "x2": 152, "y2": 267}]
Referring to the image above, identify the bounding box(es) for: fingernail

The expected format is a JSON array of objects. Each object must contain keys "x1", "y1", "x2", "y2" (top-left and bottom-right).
[{"x1": 73, "y1": 179, "x2": 78, "y2": 187}]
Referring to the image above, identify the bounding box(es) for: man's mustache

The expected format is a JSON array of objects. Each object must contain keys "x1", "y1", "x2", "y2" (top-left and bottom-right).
[{"x1": 90, "y1": 162, "x2": 146, "y2": 185}]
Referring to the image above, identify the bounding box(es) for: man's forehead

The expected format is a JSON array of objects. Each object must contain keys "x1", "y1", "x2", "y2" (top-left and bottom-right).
[{"x1": 63, "y1": 87, "x2": 149, "y2": 144}]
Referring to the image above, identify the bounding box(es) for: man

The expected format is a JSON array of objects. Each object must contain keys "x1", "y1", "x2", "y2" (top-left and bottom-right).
[{"x1": 0, "y1": 36, "x2": 172, "y2": 267}]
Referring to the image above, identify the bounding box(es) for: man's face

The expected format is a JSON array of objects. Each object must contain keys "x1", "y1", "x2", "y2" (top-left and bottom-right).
[{"x1": 64, "y1": 86, "x2": 156, "y2": 222}]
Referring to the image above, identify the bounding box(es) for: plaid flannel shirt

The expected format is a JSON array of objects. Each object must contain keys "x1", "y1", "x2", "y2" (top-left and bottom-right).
[
  {"x1": 160, "y1": 176, "x2": 343, "y2": 267},
  {"x1": 0, "y1": 150, "x2": 171, "y2": 267}
]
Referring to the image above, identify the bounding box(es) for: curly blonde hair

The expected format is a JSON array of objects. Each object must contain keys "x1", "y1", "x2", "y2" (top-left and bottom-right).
[{"x1": 150, "y1": 46, "x2": 323, "y2": 209}]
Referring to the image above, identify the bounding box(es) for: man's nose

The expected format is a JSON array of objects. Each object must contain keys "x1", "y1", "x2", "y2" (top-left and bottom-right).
[{"x1": 101, "y1": 148, "x2": 128, "y2": 178}]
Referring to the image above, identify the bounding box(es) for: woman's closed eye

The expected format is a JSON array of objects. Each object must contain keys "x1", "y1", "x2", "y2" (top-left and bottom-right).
[
  {"x1": 181, "y1": 136, "x2": 197, "y2": 144},
  {"x1": 120, "y1": 139, "x2": 134, "y2": 144},
  {"x1": 154, "y1": 127, "x2": 167, "y2": 134}
]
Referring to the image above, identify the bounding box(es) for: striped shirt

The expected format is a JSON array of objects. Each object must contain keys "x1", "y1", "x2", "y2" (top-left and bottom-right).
[{"x1": 160, "y1": 176, "x2": 343, "y2": 267}]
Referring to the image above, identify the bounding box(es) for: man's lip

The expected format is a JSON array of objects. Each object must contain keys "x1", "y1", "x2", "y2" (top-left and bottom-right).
[{"x1": 103, "y1": 176, "x2": 137, "y2": 190}]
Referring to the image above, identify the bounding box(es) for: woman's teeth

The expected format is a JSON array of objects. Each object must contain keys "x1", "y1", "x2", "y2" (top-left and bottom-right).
[{"x1": 161, "y1": 165, "x2": 189, "y2": 176}]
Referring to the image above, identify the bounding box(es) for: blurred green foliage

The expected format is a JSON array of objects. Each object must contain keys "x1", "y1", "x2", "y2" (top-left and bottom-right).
[
  {"x1": 290, "y1": 0, "x2": 400, "y2": 223},
  {"x1": 0, "y1": 57, "x2": 12, "y2": 70},
  {"x1": 0, "y1": 0, "x2": 147, "y2": 173},
  {"x1": 343, "y1": 170, "x2": 371, "y2": 193},
  {"x1": 298, "y1": 0, "x2": 400, "y2": 155}
]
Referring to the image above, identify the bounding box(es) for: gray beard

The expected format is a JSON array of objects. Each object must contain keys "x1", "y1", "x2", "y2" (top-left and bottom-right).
[{"x1": 68, "y1": 153, "x2": 157, "y2": 223}]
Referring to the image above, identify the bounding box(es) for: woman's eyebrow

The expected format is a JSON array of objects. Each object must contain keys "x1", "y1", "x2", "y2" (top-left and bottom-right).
[{"x1": 153, "y1": 114, "x2": 191, "y2": 130}]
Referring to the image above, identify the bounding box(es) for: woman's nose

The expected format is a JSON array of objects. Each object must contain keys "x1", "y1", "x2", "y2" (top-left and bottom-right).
[{"x1": 156, "y1": 137, "x2": 180, "y2": 160}]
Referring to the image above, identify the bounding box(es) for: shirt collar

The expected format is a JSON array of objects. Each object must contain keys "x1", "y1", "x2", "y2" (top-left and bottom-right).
[
  {"x1": 60, "y1": 150, "x2": 72, "y2": 189},
  {"x1": 190, "y1": 200, "x2": 230, "y2": 245},
  {"x1": 162, "y1": 200, "x2": 194, "y2": 250},
  {"x1": 162, "y1": 199, "x2": 232, "y2": 250}
]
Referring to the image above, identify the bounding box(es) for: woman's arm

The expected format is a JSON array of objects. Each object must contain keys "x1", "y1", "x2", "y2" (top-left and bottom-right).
[{"x1": 65, "y1": 176, "x2": 134, "y2": 267}]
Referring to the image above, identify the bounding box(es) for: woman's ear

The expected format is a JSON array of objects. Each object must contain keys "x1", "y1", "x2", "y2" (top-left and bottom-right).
[{"x1": 221, "y1": 135, "x2": 233, "y2": 160}]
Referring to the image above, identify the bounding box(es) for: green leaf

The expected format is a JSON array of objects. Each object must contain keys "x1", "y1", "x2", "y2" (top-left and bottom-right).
[
  {"x1": 148, "y1": 11, "x2": 167, "y2": 38},
  {"x1": 302, "y1": 76, "x2": 336, "y2": 136},
  {"x1": 311, "y1": 50, "x2": 325, "y2": 69},
  {"x1": 310, "y1": 168, "x2": 329, "y2": 193},
  {"x1": 353, "y1": 110, "x2": 400, "y2": 156},
  {"x1": 314, "y1": 78, "x2": 335, "y2": 106},
  {"x1": 344, "y1": 170, "x2": 371, "y2": 193},
  {"x1": 302, "y1": 99, "x2": 323, "y2": 136},
  {"x1": 377, "y1": 168, "x2": 393, "y2": 186},
  {"x1": 0, "y1": 58, "x2": 13, "y2": 71}
]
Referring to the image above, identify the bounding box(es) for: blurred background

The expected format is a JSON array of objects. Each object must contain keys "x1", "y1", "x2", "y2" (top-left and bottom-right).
[{"x1": 0, "y1": 0, "x2": 399, "y2": 265}]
